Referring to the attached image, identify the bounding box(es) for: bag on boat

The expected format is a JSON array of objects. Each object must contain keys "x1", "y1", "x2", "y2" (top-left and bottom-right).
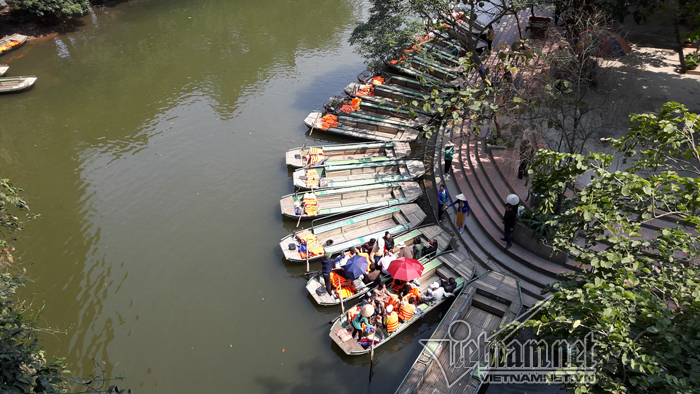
[
  {"x1": 316, "y1": 286, "x2": 327, "y2": 296},
  {"x1": 288, "y1": 243, "x2": 296, "y2": 251}
]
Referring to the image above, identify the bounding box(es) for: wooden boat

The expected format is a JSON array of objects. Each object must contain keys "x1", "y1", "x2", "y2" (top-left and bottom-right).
[
  {"x1": 279, "y1": 204, "x2": 426, "y2": 264},
  {"x1": 386, "y1": 56, "x2": 461, "y2": 81},
  {"x1": 0, "y1": 76, "x2": 37, "y2": 94},
  {"x1": 280, "y1": 181, "x2": 422, "y2": 220},
  {"x1": 357, "y1": 70, "x2": 438, "y2": 92},
  {"x1": 308, "y1": 241, "x2": 469, "y2": 307},
  {"x1": 395, "y1": 271, "x2": 523, "y2": 393},
  {"x1": 329, "y1": 252, "x2": 469, "y2": 355},
  {"x1": 285, "y1": 141, "x2": 411, "y2": 168},
  {"x1": 324, "y1": 95, "x2": 432, "y2": 127},
  {"x1": 0, "y1": 34, "x2": 28, "y2": 57},
  {"x1": 343, "y1": 82, "x2": 436, "y2": 115},
  {"x1": 292, "y1": 159, "x2": 426, "y2": 190},
  {"x1": 304, "y1": 111, "x2": 421, "y2": 142},
  {"x1": 0, "y1": 65, "x2": 8, "y2": 77}
]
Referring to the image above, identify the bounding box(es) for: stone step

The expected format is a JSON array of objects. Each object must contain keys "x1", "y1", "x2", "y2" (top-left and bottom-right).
[{"x1": 458, "y1": 136, "x2": 577, "y2": 277}]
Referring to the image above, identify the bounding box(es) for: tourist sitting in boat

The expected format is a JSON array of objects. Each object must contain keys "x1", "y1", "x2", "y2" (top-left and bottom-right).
[
  {"x1": 373, "y1": 283, "x2": 399, "y2": 311},
  {"x1": 362, "y1": 263, "x2": 382, "y2": 287},
  {"x1": 398, "y1": 283, "x2": 411, "y2": 300},
  {"x1": 352, "y1": 304, "x2": 374, "y2": 340},
  {"x1": 398, "y1": 296, "x2": 416, "y2": 323},
  {"x1": 378, "y1": 251, "x2": 396, "y2": 275},
  {"x1": 429, "y1": 281, "x2": 454, "y2": 300},
  {"x1": 294, "y1": 201, "x2": 304, "y2": 215},
  {"x1": 412, "y1": 237, "x2": 424, "y2": 259},
  {"x1": 335, "y1": 249, "x2": 352, "y2": 269},
  {"x1": 371, "y1": 237, "x2": 385, "y2": 263},
  {"x1": 361, "y1": 238, "x2": 376, "y2": 255},
  {"x1": 390, "y1": 278, "x2": 407, "y2": 293},
  {"x1": 424, "y1": 239, "x2": 439, "y2": 257},
  {"x1": 441, "y1": 277, "x2": 458, "y2": 294},
  {"x1": 384, "y1": 304, "x2": 399, "y2": 334},
  {"x1": 407, "y1": 280, "x2": 421, "y2": 303},
  {"x1": 396, "y1": 242, "x2": 413, "y2": 259}
]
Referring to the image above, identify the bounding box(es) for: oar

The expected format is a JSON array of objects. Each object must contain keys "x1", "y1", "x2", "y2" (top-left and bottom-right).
[
  {"x1": 366, "y1": 321, "x2": 378, "y2": 393},
  {"x1": 291, "y1": 270, "x2": 320, "y2": 278},
  {"x1": 309, "y1": 112, "x2": 322, "y2": 137}
]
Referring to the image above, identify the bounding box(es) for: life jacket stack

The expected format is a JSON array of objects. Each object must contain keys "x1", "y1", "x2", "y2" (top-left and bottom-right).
[
  {"x1": 296, "y1": 231, "x2": 324, "y2": 259},
  {"x1": 370, "y1": 76, "x2": 384, "y2": 85},
  {"x1": 0, "y1": 41, "x2": 21, "y2": 53},
  {"x1": 389, "y1": 56, "x2": 406, "y2": 65},
  {"x1": 351, "y1": 98, "x2": 362, "y2": 111},
  {"x1": 330, "y1": 271, "x2": 355, "y2": 298},
  {"x1": 319, "y1": 114, "x2": 338, "y2": 130},
  {"x1": 305, "y1": 147, "x2": 325, "y2": 166},
  {"x1": 305, "y1": 169, "x2": 320, "y2": 188},
  {"x1": 303, "y1": 192, "x2": 318, "y2": 216},
  {"x1": 354, "y1": 84, "x2": 374, "y2": 97}
]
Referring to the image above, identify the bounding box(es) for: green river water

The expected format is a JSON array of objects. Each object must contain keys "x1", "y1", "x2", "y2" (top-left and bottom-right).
[{"x1": 0, "y1": 1, "x2": 460, "y2": 392}]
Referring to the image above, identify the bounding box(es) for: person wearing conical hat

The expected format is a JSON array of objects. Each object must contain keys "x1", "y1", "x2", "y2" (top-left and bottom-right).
[
  {"x1": 444, "y1": 141, "x2": 455, "y2": 177},
  {"x1": 444, "y1": 193, "x2": 471, "y2": 233}
]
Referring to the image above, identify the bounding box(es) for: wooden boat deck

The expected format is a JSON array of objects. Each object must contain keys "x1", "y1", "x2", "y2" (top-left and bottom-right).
[
  {"x1": 280, "y1": 204, "x2": 426, "y2": 263},
  {"x1": 304, "y1": 111, "x2": 421, "y2": 142},
  {"x1": 0, "y1": 34, "x2": 28, "y2": 57},
  {"x1": 293, "y1": 160, "x2": 426, "y2": 190},
  {"x1": 395, "y1": 271, "x2": 523, "y2": 394},
  {"x1": 0, "y1": 66, "x2": 8, "y2": 77},
  {"x1": 285, "y1": 142, "x2": 411, "y2": 168}
]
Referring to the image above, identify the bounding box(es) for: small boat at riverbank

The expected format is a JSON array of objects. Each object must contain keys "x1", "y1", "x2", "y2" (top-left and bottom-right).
[
  {"x1": 357, "y1": 70, "x2": 438, "y2": 92},
  {"x1": 0, "y1": 34, "x2": 28, "y2": 57},
  {"x1": 279, "y1": 204, "x2": 427, "y2": 264},
  {"x1": 386, "y1": 56, "x2": 461, "y2": 82},
  {"x1": 324, "y1": 95, "x2": 432, "y2": 127},
  {"x1": 304, "y1": 111, "x2": 421, "y2": 142},
  {"x1": 280, "y1": 181, "x2": 422, "y2": 220},
  {"x1": 395, "y1": 270, "x2": 522, "y2": 393},
  {"x1": 307, "y1": 231, "x2": 463, "y2": 306},
  {"x1": 0, "y1": 76, "x2": 37, "y2": 94},
  {"x1": 292, "y1": 159, "x2": 425, "y2": 190},
  {"x1": 343, "y1": 82, "x2": 436, "y2": 115},
  {"x1": 0, "y1": 65, "x2": 8, "y2": 77},
  {"x1": 286, "y1": 141, "x2": 411, "y2": 168},
  {"x1": 329, "y1": 251, "x2": 468, "y2": 355}
]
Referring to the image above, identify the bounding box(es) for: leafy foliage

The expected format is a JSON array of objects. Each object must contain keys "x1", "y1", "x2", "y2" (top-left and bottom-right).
[
  {"x1": 520, "y1": 103, "x2": 700, "y2": 393},
  {"x1": 6, "y1": 0, "x2": 90, "y2": 18}
]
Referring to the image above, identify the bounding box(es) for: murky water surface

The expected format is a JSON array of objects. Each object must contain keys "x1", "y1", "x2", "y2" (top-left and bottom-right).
[{"x1": 0, "y1": 1, "x2": 565, "y2": 392}]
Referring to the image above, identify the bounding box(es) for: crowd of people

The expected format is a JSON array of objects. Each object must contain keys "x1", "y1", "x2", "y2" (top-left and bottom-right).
[{"x1": 347, "y1": 274, "x2": 457, "y2": 346}]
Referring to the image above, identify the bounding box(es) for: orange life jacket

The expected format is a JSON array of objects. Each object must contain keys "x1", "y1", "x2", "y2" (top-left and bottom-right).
[
  {"x1": 390, "y1": 279, "x2": 405, "y2": 293},
  {"x1": 385, "y1": 312, "x2": 399, "y2": 332},
  {"x1": 408, "y1": 288, "x2": 421, "y2": 303},
  {"x1": 399, "y1": 303, "x2": 416, "y2": 322}
]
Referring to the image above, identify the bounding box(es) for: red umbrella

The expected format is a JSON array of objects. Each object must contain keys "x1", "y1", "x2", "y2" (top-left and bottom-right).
[{"x1": 387, "y1": 257, "x2": 424, "y2": 281}]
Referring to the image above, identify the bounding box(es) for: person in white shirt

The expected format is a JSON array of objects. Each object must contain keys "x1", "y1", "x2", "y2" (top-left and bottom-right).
[
  {"x1": 429, "y1": 281, "x2": 454, "y2": 300},
  {"x1": 372, "y1": 237, "x2": 386, "y2": 263},
  {"x1": 335, "y1": 250, "x2": 351, "y2": 269},
  {"x1": 378, "y1": 252, "x2": 396, "y2": 275}
]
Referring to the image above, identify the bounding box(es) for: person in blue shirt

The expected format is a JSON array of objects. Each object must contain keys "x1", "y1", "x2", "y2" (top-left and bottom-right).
[
  {"x1": 437, "y1": 184, "x2": 449, "y2": 222},
  {"x1": 321, "y1": 240, "x2": 344, "y2": 296},
  {"x1": 444, "y1": 193, "x2": 471, "y2": 233}
]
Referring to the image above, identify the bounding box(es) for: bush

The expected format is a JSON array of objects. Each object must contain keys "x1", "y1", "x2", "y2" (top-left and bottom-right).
[
  {"x1": 685, "y1": 52, "x2": 699, "y2": 68},
  {"x1": 7, "y1": 0, "x2": 91, "y2": 18}
]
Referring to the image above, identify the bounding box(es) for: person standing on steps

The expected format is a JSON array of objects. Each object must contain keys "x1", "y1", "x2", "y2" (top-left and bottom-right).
[
  {"x1": 444, "y1": 141, "x2": 455, "y2": 176},
  {"x1": 437, "y1": 184, "x2": 449, "y2": 222},
  {"x1": 444, "y1": 194, "x2": 471, "y2": 233},
  {"x1": 486, "y1": 25, "x2": 495, "y2": 52},
  {"x1": 502, "y1": 203, "x2": 518, "y2": 250}
]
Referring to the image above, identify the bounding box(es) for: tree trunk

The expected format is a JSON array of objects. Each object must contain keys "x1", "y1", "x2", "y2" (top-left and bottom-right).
[
  {"x1": 674, "y1": 19, "x2": 687, "y2": 74},
  {"x1": 515, "y1": 13, "x2": 523, "y2": 40}
]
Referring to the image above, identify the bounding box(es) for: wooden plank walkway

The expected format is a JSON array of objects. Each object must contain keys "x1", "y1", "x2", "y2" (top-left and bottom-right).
[{"x1": 395, "y1": 271, "x2": 522, "y2": 393}]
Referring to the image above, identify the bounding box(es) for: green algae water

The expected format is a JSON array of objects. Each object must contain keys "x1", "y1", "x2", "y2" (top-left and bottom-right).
[{"x1": 0, "y1": 1, "x2": 456, "y2": 392}]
